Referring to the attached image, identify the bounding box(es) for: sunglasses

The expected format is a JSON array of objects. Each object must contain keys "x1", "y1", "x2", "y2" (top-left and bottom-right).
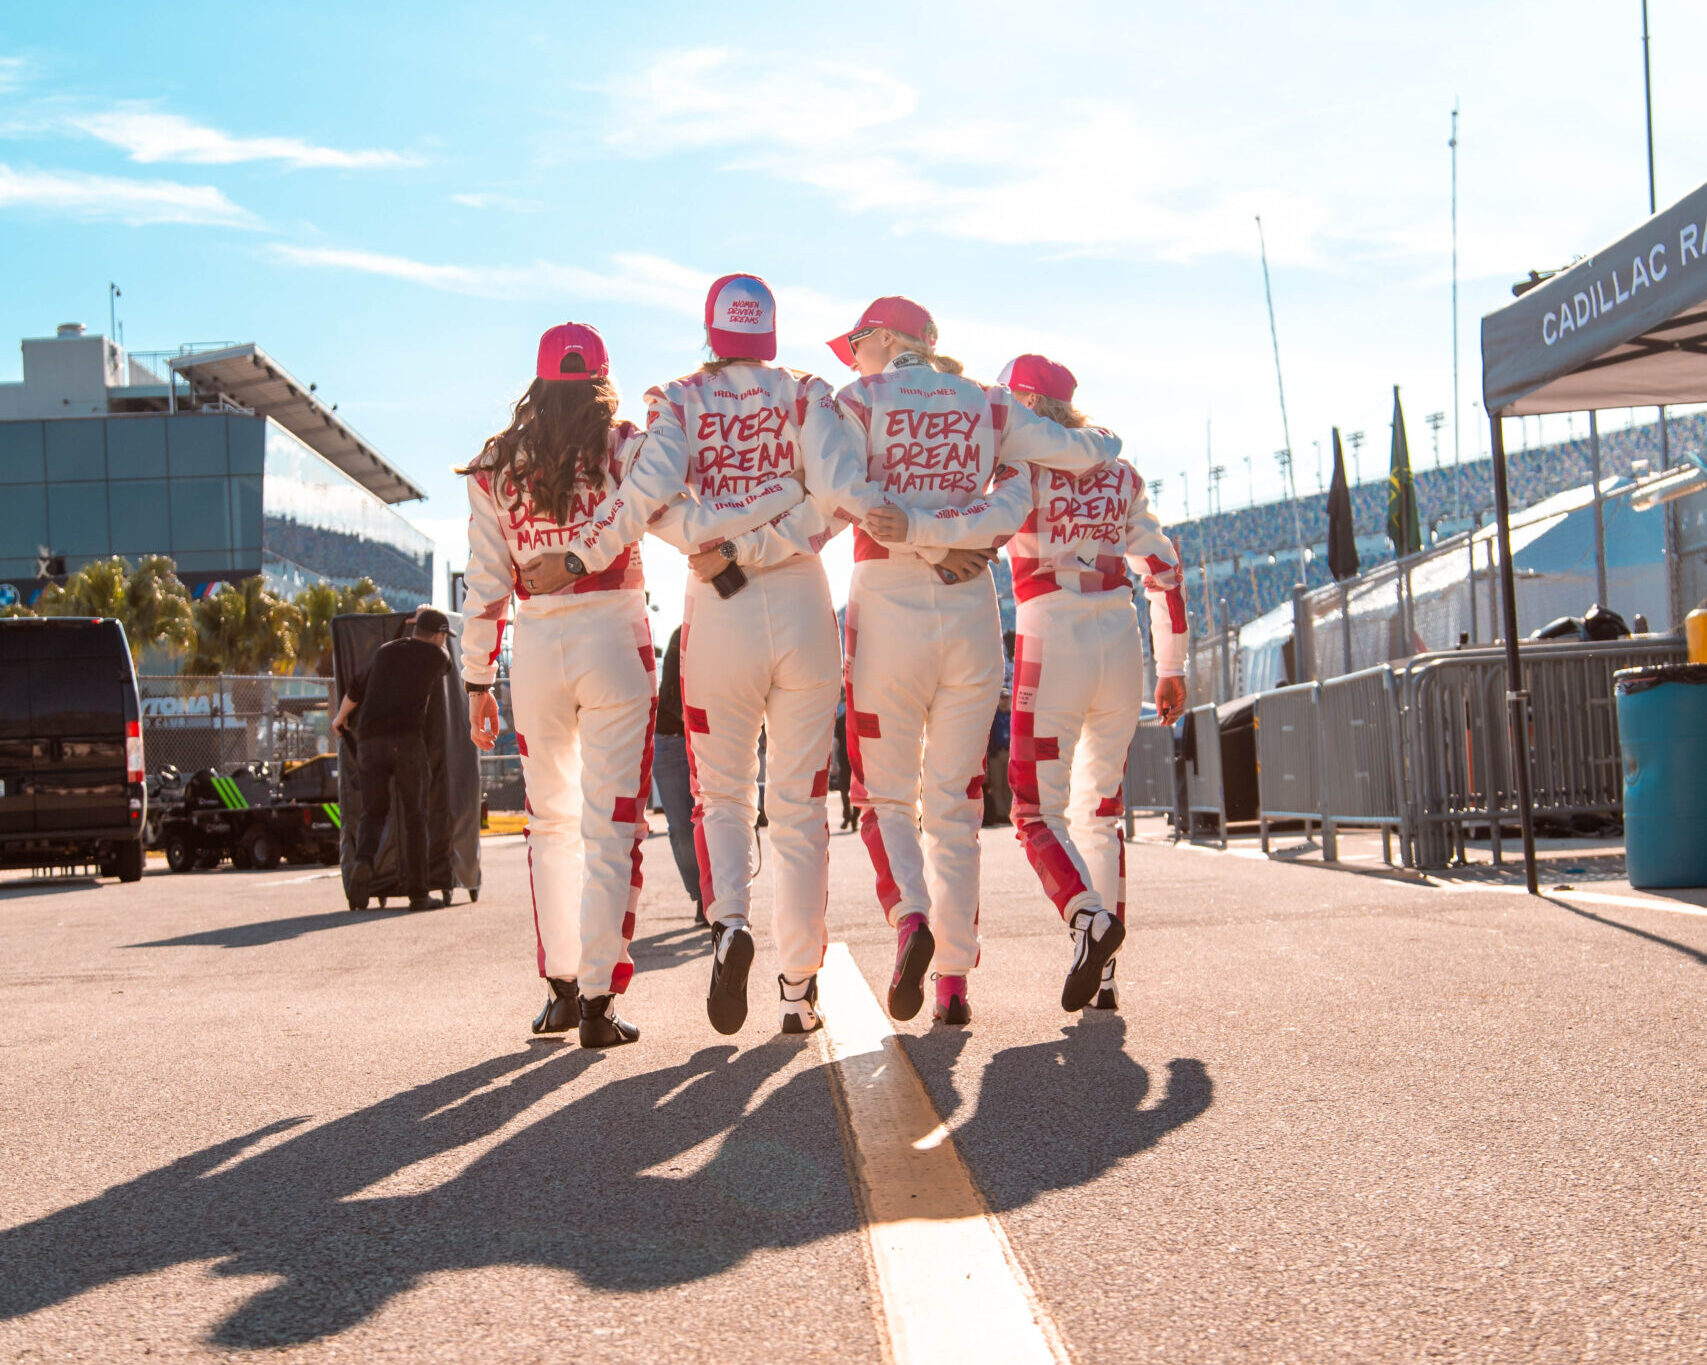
[{"x1": 845, "y1": 327, "x2": 877, "y2": 349}]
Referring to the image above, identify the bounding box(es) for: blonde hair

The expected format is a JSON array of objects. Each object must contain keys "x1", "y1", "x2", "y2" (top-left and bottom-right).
[
  {"x1": 887, "y1": 330, "x2": 965, "y2": 377},
  {"x1": 1028, "y1": 394, "x2": 1087, "y2": 428}
]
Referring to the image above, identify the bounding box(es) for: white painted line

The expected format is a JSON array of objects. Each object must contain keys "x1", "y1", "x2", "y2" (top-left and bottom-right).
[
  {"x1": 816, "y1": 944, "x2": 1068, "y2": 1365},
  {"x1": 1429, "y1": 878, "x2": 1707, "y2": 918}
]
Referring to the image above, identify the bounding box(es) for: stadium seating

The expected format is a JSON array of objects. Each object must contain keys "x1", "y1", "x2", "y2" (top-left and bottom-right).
[{"x1": 1171, "y1": 413, "x2": 1703, "y2": 627}]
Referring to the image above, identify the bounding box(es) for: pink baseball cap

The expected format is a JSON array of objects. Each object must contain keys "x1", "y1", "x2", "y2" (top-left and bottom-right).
[
  {"x1": 705, "y1": 273, "x2": 777, "y2": 361},
  {"x1": 536, "y1": 322, "x2": 609, "y2": 382},
  {"x1": 999, "y1": 354, "x2": 1077, "y2": 403},
  {"x1": 828, "y1": 295, "x2": 937, "y2": 368}
]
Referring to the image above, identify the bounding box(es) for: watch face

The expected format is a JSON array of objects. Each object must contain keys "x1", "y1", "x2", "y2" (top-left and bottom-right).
[{"x1": 719, "y1": 541, "x2": 737, "y2": 560}]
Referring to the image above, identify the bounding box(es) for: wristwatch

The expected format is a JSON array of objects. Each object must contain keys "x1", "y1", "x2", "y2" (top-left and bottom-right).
[
  {"x1": 465, "y1": 681, "x2": 491, "y2": 696},
  {"x1": 562, "y1": 550, "x2": 587, "y2": 577},
  {"x1": 717, "y1": 541, "x2": 739, "y2": 561}
]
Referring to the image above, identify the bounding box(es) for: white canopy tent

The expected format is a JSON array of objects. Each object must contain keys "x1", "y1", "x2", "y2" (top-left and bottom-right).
[{"x1": 1481, "y1": 179, "x2": 1707, "y2": 892}]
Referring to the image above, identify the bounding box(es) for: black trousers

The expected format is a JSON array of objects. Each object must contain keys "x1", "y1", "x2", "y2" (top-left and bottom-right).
[{"x1": 355, "y1": 732, "x2": 429, "y2": 896}]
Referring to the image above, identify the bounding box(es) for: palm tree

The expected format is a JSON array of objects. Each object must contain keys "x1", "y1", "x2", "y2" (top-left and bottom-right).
[
  {"x1": 183, "y1": 576, "x2": 303, "y2": 676},
  {"x1": 293, "y1": 577, "x2": 390, "y2": 677},
  {"x1": 33, "y1": 556, "x2": 196, "y2": 663}
]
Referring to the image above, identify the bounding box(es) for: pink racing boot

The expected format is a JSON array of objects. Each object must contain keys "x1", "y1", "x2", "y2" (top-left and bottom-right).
[
  {"x1": 933, "y1": 973, "x2": 970, "y2": 1026},
  {"x1": 888, "y1": 913, "x2": 935, "y2": 1021}
]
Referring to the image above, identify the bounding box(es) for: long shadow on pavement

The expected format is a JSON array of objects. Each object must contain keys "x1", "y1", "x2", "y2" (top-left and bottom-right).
[
  {"x1": 126, "y1": 908, "x2": 415, "y2": 949},
  {"x1": 904, "y1": 1016, "x2": 1213, "y2": 1211},
  {"x1": 1542, "y1": 894, "x2": 1707, "y2": 968},
  {"x1": 0, "y1": 1036, "x2": 853, "y2": 1349},
  {"x1": 2, "y1": 1015, "x2": 1211, "y2": 1350}
]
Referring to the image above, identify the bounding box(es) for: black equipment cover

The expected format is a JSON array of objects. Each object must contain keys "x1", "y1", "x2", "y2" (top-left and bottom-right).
[{"x1": 332, "y1": 611, "x2": 482, "y2": 904}]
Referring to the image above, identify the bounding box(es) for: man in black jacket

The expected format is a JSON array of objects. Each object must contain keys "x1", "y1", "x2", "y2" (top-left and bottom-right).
[{"x1": 332, "y1": 609, "x2": 452, "y2": 910}]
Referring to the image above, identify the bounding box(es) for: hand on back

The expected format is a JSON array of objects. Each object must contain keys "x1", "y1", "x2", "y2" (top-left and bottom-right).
[
  {"x1": 937, "y1": 547, "x2": 996, "y2": 584},
  {"x1": 517, "y1": 554, "x2": 578, "y2": 595},
  {"x1": 863, "y1": 504, "x2": 909, "y2": 542}
]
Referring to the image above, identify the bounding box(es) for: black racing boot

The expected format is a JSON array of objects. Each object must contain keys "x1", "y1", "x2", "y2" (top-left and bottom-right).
[
  {"x1": 694, "y1": 898, "x2": 710, "y2": 930},
  {"x1": 778, "y1": 973, "x2": 822, "y2": 1034},
  {"x1": 1063, "y1": 907, "x2": 1125, "y2": 1012},
  {"x1": 1087, "y1": 956, "x2": 1120, "y2": 1012},
  {"x1": 531, "y1": 977, "x2": 580, "y2": 1034},
  {"x1": 707, "y1": 921, "x2": 754, "y2": 1035},
  {"x1": 578, "y1": 993, "x2": 639, "y2": 1048}
]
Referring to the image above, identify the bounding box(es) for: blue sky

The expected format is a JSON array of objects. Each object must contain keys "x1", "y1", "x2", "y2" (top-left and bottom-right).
[{"x1": 3, "y1": 1, "x2": 1704, "y2": 624}]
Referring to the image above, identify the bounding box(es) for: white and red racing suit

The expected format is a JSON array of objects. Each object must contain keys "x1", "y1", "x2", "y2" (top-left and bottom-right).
[
  {"x1": 838, "y1": 356, "x2": 1122, "y2": 976},
  {"x1": 460, "y1": 421, "x2": 659, "y2": 999},
  {"x1": 567, "y1": 364, "x2": 884, "y2": 979},
  {"x1": 1007, "y1": 459, "x2": 1187, "y2": 940}
]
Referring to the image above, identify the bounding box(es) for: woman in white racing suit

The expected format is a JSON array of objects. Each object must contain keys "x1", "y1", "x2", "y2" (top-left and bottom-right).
[
  {"x1": 998, "y1": 354, "x2": 1188, "y2": 1012},
  {"x1": 827, "y1": 298, "x2": 1124, "y2": 1026}
]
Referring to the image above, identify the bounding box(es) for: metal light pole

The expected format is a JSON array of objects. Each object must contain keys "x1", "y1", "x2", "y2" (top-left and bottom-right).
[
  {"x1": 1276, "y1": 448, "x2": 1306, "y2": 575},
  {"x1": 1243, "y1": 454, "x2": 1254, "y2": 508},
  {"x1": 1425, "y1": 411, "x2": 1446, "y2": 470},
  {"x1": 1589, "y1": 410, "x2": 1609, "y2": 607},
  {"x1": 1256, "y1": 214, "x2": 1301, "y2": 584},
  {"x1": 1643, "y1": 0, "x2": 1656, "y2": 213},
  {"x1": 1643, "y1": 0, "x2": 1678, "y2": 626},
  {"x1": 1451, "y1": 103, "x2": 1462, "y2": 522},
  {"x1": 1346, "y1": 430, "x2": 1365, "y2": 484}
]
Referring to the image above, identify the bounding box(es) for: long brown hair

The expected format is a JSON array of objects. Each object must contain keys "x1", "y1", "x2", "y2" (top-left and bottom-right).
[{"x1": 458, "y1": 359, "x2": 619, "y2": 523}]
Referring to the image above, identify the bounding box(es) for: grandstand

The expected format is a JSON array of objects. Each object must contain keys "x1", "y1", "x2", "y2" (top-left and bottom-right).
[{"x1": 1172, "y1": 412, "x2": 1706, "y2": 628}]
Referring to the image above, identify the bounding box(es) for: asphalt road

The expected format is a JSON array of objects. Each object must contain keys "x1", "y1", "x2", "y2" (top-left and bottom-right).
[{"x1": 2, "y1": 820, "x2": 1704, "y2": 1362}]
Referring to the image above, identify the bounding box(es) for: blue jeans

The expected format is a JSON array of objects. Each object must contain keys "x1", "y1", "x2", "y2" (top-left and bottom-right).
[{"x1": 652, "y1": 732, "x2": 701, "y2": 905}]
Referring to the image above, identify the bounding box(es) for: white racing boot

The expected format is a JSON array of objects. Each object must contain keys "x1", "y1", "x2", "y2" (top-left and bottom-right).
[{"x1": 778, "y1": 973, "x2": 822, "y2": 1034}]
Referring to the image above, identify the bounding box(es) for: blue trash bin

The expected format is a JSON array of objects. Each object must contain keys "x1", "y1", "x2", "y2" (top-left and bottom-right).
[{"x1": 1615, "y1": 663, "x2": 1707, "y2": 889}]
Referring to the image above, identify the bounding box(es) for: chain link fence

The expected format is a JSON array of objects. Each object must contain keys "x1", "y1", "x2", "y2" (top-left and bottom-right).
[{"x1": 138, "y1": 674, "x2": 334, "y2": 775}]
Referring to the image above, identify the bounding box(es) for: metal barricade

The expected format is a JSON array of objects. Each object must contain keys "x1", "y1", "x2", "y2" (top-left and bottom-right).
[
  {"x1": 1254, "y1": 682, "x2": 1320, "y2": 852},
  {"x1": 1317, "y1": 666, "x2": 1405, "y2": 864},
  {"x1": 1400, "y1": 638, "x2": 1684, "y2": 868},
  {"x1": 480, "y1": 753, "x2": 526, "y2": 811},
  {"x1": 1183, "y1": 703, "x2": 1227, "y2": 847},
  {"x1": 1122, "y1": 719, "x2": 1176, "y2": 838},
  {"x1": 138, "y1": 674, "x2": 333, "y2": 775}
]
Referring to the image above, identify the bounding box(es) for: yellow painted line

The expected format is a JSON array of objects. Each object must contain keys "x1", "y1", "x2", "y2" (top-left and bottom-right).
[{"x1": 815, "y1": 944, "x2": 1069, "y2": 1365}]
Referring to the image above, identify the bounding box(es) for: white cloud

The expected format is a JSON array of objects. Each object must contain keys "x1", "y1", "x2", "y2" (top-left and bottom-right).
[
  {"x1": 0, "y1": 162, "x2": 258, "y2": 226},
  {"x1": 602, "y1": 50, "x2": 1340, "y2": 267},
  {"x1": 603, "y1": 48, "x2": 913, "y2": 156},
  {"x1": 0, "y1": 56, "x2": 26, "y2": 92},
  {"x1": 70, "y1": 108, "x2": 416, "y2": 169},
  {"x1": 269, "y1": 244, "x2": 709, "y2": 315},
  {"x1": 450, "y1": 191, "x2": 542, "y2": 211}
]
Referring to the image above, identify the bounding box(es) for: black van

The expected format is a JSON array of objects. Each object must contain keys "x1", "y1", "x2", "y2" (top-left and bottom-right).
[{"x1": 0, "y1": 618, "x2": 146, "y2": 881}]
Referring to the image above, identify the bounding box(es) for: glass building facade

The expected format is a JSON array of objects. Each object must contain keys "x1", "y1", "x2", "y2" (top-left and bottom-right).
[{"x1": 0, "y1": 412, "x2": 432, "y2": 606}]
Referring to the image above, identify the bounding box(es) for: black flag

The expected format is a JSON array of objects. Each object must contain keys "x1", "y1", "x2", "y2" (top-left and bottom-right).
[{"x1": 1327, "y1": 426, "x2": 1359, "y2": 581}]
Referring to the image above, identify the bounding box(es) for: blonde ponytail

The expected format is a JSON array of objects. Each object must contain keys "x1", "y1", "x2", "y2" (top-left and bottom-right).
[{"x1": 890, "y1": 331, "x2": 966, "y2": 378}]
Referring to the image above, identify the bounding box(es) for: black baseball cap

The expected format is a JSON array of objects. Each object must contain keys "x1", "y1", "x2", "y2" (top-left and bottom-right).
[{"x1": 414, "y1": 607, "x2": 450, "y2": 634}]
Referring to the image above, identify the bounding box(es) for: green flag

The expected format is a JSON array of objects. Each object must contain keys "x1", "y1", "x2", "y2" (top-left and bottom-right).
[{"x1": 1387, "y1": 385, "x2": 1422, "y2": 556}]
